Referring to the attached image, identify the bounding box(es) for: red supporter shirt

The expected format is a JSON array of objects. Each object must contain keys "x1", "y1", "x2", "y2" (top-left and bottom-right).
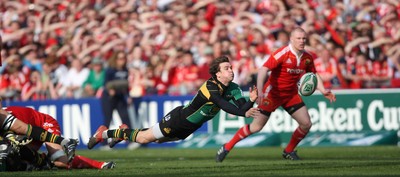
[
  {"x1": 314, "y1": 57, "x2": 337, "y2": 89},
  {"x1": 372, "y1": 60, "x2": 392, "y2": 78},
  {"x1": 263, "y1": 45, "x2": 316, "y2": 97},
  {"x1": 21, "y1": 82, "x2": 45, "y2": 100},
  {"x1": 169, "y1": 65, "x2": 199, "y2": 86},
  {"x1": 0, "y1": 72, "x2": 28, "y2": 93},
  {"x1": 347, "y1": 61, "x2": 373, "y2": 89}
]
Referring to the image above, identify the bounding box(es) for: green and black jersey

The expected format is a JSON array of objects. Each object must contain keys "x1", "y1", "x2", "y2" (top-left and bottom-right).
[
  {"x1": 182, "y1": 77, "x2": 254, "y2": 125},
  {"x1": 158, "y1": 77, "x2": 255, "y2": 139}
]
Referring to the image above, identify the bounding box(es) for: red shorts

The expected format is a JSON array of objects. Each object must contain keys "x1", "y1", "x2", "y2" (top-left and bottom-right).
[{"x1": 257, "y1": 90, "x2": 303, "y2": 113}]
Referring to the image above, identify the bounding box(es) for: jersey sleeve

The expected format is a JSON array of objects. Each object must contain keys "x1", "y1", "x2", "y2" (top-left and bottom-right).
[
  {"x1": 263, "y1": 52, "x2": 284, "y2": 70},
  {"x1": 229, "y1": 84, "x2": 255, "y2": 113},
  {"x1": 206, "y1": 82, "x2": 247, "y2": 117},
  {"x1": 230, "y1": 83, "x2": 243, "y2": 100}
]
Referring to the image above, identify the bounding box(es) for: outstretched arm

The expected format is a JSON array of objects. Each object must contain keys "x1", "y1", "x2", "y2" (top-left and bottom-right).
[
  {"x1": 209, "y1": 90, "x2": 258, "y2": 118},
  {"x1": 256, "y1": 66, "x2": 270, "y2": 105},
  {"x1": 231, "y1": 85, "x2": 258, "y2": 111},
  {"x1": 316, "y1": 73, "x2": 336, "y2": 103}
]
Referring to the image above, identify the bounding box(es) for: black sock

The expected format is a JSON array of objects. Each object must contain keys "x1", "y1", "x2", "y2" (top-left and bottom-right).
[
  {"x1": 26, "y1": 125, "x2": 64, "y2": 145},
  {"x1": 107, "y1": 128, "x2": 142, "y2": 142}
]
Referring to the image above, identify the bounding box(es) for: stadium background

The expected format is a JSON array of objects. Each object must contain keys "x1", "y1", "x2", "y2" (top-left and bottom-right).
[
  {"x1": 1, "y1": 0, "x2": 400, "y2": 149},
  {"x1": 5, "y1": 88, "x2": 400, "y2": 150}
]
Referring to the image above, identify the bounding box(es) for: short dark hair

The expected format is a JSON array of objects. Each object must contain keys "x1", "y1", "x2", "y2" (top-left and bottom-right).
[
  {"x1": 290, "y1": 27, "x2": 307, "y2": 37},
  {"x1": 209, "y1": 55, "x2": 230, "y2": 77}
]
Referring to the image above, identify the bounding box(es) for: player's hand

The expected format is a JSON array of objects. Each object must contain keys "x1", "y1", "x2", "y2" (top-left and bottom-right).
[
  {"x1": 257, "y1": 92, "x2": 264, "y2": 105},
  {"x1": 17, "y1": 136, "x2": 33, "y2": 146},
  {"x1": 245, "y1": 107, "x2": 261, "y2": 118},
  {"x1": 322, "y1": 90, "x2": 336, "y2": 103},
  {"x1": 249, "y1": 85, "x2": 258, "y2": 102}
]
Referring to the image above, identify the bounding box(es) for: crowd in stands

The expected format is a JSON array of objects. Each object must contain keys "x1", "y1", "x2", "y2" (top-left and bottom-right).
[{"x1": 0, "y1": 0, "x2": 400, "y2": 101}]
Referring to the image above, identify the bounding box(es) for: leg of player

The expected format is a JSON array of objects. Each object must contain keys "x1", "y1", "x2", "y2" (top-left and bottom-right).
[
  {"x1": 283, "y1": 106, "x2": 312, "y2": 160},
  {"x1": 45, "y1": 142, "x2": 115, "y2": 169},
  {"x1": 87, "y1": 125, "x2": 155, "y2": 149},
  {"x1": 216, "y1": 113, "x2": 269, "y2": 162},
  {"x1": 108, "y1": 124, "x2": 129, "y2": 148},
  {"x1": 70, "y1": 155, "x2": 116, "y2": 169},
  {"x1": 0, "y1": 110, "x2": 78, "y2": 162}
]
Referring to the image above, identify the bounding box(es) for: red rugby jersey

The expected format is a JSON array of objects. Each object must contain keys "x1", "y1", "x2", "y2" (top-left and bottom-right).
[
  {"x1": 5, "y1": 106, "x2": 52, "y2": 128},
  {"x1": 262, "y1": 45, "x2": 316, "y2": 96}
]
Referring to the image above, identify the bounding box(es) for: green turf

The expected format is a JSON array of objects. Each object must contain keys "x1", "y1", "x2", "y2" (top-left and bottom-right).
[{"x1": 3, "y1": 146, "x2": 400, "y2": 177}]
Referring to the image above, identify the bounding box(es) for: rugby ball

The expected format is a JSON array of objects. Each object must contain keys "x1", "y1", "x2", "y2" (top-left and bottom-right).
[{"x1": 297, "y1": 72, "x2": 318, "y2": 96}]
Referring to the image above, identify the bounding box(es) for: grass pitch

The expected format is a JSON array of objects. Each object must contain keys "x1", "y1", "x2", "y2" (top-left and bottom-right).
[{"x1": 4, "y1": 146, "x2": 400, "y2": 177}]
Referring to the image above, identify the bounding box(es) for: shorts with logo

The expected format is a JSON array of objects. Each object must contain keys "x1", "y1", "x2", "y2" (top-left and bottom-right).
[{"x1": 159, "y1": 106, "x2": 202, "y2": 140}]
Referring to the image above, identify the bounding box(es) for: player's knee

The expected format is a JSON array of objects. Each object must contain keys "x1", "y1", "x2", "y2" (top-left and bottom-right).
[
  {"x1": 135, "y1": 129, "x2": 156, "y2": 144},
  {"x1": 300, "y1": 122, "x2": 312, "y2": 131},
  {"x1": 250, "y1": 124, "x2": 264, "y2": 133},
  {"x1": 136, "y1": 138, "x2": 151, "y2": 144}
]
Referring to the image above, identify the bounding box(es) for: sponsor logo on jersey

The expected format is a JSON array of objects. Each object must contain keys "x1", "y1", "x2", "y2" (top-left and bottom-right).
[
  {"x1": 286, "y1": 68, "x2": 305, "y2": 74},
  {"x1": 40, "y1": 132, "x2": 47, "y2": 142},
  {"x1": 262, "y1": 98, "x2": 271, "y2": 106},
  {"x1": 305, "y1": 58, "x2": 312, "y2": 65},
  {"x1": 286, "y1": 59, "x2": 292, "y2": 64},
  {"x1": 163, "y1": 127, "x2": 171, "y2": 134},
  {"x1": 43, "y1": 122, "x2": 54, "y2": 129}
]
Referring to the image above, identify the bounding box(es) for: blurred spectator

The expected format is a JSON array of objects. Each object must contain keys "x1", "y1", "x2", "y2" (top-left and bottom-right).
[
  {"x1": 127, "y1": 67, "x2": 145, "y2": 97},
  {"x1": 333, "y1": 46, "x2": 349, "y2": 88},
  {"x1": 167, "y1": 51, "x2": 200, "y2": 95},
  {"x1": 348, "y1": 53, "x2": 374, "y2": 89},
  {"x1": 82, "y1": 57, "x2": 105, "y2": 98},
  {"x1": 0, "y1": 0, "x2": 399, "y2": 98},
  {"x1": 197, "y1": 46, "x2": 214, "y2": 83},
  {"x1": 20, "y1": 69, "x2": 44, "y2": 101},
  {"x1": 232, "y1": 50, "x2": 256, "y2": 91},
  {"x1": 58, "y1": 58, "x2": 89, "y2": 98},
  {"x1": 145, "y1": 55, "x2": 168, "y2": 95},
  {"x1": 40, "y1": 62, "x2": 58, "y2": 99},
  {"x1": 314, "y1": 48, "x2": 340, "y2": 89},
  {"x1": 101, "y1": 51, "x2": 131, "y2": 134},
  {"x1": 371, "y1": 44, "x2": 393, "y2": 88},
  {"x1": 0, "y1": 55, "x2": 28, "y2": 100}
]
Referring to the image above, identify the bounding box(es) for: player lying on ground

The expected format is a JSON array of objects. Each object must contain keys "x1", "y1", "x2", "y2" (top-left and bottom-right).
[
  {"x1": 0, "y1": 133, "x2": 54, "y2": 171},
  {"x1": 87, "y1": 55, "x2": 262, "y2": 149},
  {"x1": 0, "y1": 99, "x2": 78, "y2": 162},
  {"x1": 1, "y1": 106, "x2": 115, "y2": 170}
]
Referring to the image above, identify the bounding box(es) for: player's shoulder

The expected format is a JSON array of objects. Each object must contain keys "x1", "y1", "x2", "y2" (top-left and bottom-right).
[
  {"x1": 272, "y1": 46, "x2": 290, "y2": 60},
  {"x1": 302, "y1": 50, "x2": 314, "y2": 58},
  {"x1": 206, "y1": 78, "x2": 218, "y2": 87},
  {"x1": 228, "y1": 82, "x2": 240, "y2": 89}
]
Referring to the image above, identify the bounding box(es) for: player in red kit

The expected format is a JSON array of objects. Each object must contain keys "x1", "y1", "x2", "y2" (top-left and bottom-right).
[
  {"x1": 3, "y1": 106, "x2": 115, "y2": 169},
  {"x1": 216, "y1": 27, "x2": 336, "y2": 161}
]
